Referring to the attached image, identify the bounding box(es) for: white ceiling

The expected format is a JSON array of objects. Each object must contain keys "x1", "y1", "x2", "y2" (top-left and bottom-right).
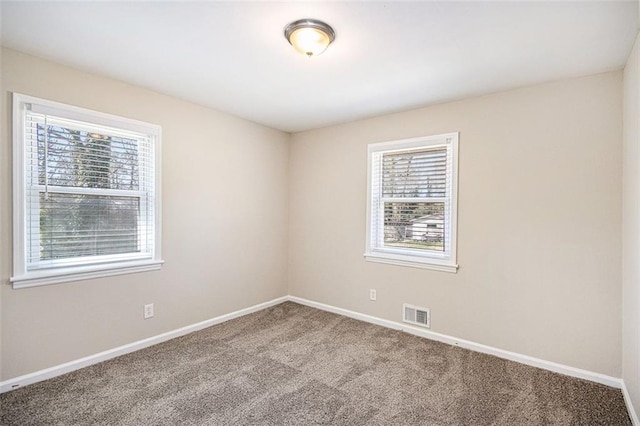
[{"x1": 1, "y1": 1, "x2": 638, "y2": 133}]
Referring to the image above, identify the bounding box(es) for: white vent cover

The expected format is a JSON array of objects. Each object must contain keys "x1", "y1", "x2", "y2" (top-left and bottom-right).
[{"x1": 403, "y1": 303, "x2": 430, "y2": 328}]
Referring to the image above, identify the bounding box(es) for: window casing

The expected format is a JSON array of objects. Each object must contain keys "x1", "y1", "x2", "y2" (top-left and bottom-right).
[
  {"x1": 365, "y1": 133, "x2": 459, "y2": 272},
  {"x1": 12, "y1": 93, "x2": 163, "y2": 288}
]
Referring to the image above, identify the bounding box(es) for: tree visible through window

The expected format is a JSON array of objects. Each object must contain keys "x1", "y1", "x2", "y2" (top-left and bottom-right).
[
  {"x1": 37, "y1": 124, "x2": 142, "y2": 260},
  {"x1": 37, "y1": 124, "x2": 140, "y2": 260},
  {"x1": 381, "y1": 148, "x2": 447, "y2": 252}
]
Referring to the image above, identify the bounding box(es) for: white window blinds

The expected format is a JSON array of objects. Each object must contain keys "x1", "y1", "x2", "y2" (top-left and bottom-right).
[
  {"x1": 25, "y1": 112, "x2": 155, "y2": 267},
  {"x1": 12, "y1": 94, "x2": 162, "y2": 288},
  {"x1": 366, "y1": 133, "x2": 458, "y2": 272}
]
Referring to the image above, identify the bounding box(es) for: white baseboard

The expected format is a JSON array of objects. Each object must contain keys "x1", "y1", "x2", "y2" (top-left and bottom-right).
[
  {"x1": 288, "y1": 295, "x2": 623, "y2": 389},
  {"x1": 0, "y1": 294, "x2": 626, "y2": 403},
  {"x1": 622, "y1": 379, "x2": 640, "y2": 425},
  {"x1": 0, "y1": 296, "x2": 288, "y2": 394}
]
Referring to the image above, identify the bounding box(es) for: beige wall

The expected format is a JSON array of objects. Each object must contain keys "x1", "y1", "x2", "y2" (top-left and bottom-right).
[
  {"x1": 0, "y1": 48, "x2": 290, "y2": 380},
  {"x1": 0, "y1": 46, "x2": 629, "y2": 385},
  {"x1": 289, "y1": 72, "x2": 623, "y2": 377},
  {"x1": 623, "y1": 30, "x2": 640, "y2": 419}
]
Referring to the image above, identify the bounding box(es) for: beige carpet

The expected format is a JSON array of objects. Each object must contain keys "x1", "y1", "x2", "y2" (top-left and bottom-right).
[{"x1": 0, "y1": 301, "x2": 631, "y2": 425}]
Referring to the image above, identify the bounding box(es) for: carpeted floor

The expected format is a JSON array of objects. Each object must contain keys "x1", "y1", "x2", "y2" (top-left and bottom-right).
[{"x1": 0, "y1": 301, "x2": 632, "y2": 425}]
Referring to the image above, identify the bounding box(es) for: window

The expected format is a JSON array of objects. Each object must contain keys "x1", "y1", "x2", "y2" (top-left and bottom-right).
[
  {"x1": 11, "y1": 93, "x2": 162, "y2": 288},
  {"x1": 365, "y1": 133, "x2": 458, "y2": 272}
]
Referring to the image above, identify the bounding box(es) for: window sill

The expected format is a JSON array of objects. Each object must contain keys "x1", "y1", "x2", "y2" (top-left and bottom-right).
[
  {"x1": 364, "y1": 252, "x2": 458, "y2": 273},
  {"x1": 10, "y1": 259, "x2": 164, "y2": 289}
]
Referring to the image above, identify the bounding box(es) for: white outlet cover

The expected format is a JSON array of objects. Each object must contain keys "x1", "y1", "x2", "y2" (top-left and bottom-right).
[
  {"x1": 144, "y1": 303, "x2": 154, "y2": 319},
  {"x1": 370, "y1": 289, "x2": 377, "y2": 301}
]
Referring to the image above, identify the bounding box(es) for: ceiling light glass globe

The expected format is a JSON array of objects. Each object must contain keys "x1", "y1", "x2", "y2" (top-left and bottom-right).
[{"x1": 289, "y1": 27, "x2": 331, "y2": 57}]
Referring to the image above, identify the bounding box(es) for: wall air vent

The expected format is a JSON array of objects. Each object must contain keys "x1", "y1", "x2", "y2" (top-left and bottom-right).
[{"x1": 403, "y1": 303, "x2": 430, "y2": 328}]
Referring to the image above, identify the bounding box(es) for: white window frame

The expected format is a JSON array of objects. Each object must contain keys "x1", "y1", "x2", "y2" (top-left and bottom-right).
[
  {"x1": 11, "y1": 93, "x2": 163, "y2": 288},
  {"x1": 365, "y1": 132, "x2": 459, "y2": 272}
]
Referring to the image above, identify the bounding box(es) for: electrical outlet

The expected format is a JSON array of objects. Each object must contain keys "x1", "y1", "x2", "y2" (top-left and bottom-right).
[
  {"x1": 370, "y1": 289, "x2": 377, "y2": 301},
  {"x1": 144, "y1": 303, "x2": 154, "y2": 319}
]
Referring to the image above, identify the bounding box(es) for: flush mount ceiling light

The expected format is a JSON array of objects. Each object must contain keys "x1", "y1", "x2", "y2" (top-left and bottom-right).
[{"x1": 284, "y1": 19, "x2": 335, "y2": 58}]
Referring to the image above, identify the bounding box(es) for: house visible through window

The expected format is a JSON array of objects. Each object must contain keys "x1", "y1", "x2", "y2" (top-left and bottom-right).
[
  {"x1": 11, "y1": 93, "x2": 163, "y2": 288},
  {"x1": 365, "y1": 133, "x2": 459, "y2": 272}
]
